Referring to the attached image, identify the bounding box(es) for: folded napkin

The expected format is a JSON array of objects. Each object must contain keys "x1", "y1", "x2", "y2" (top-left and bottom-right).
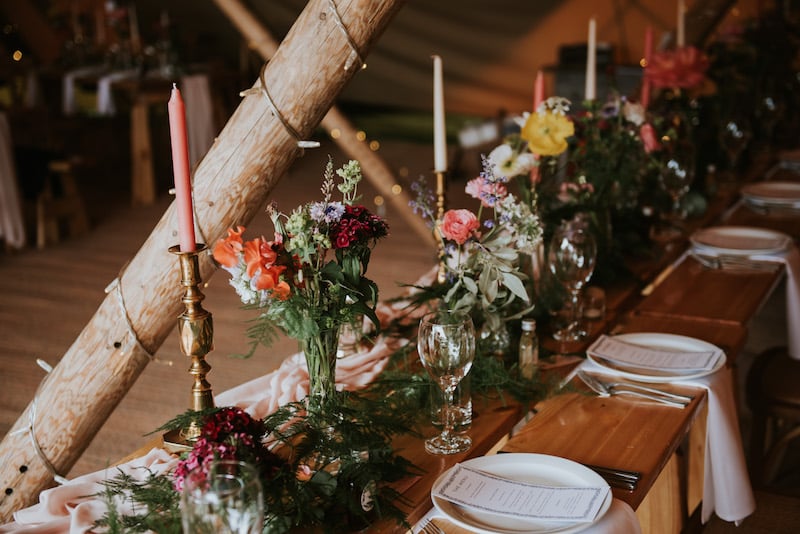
[
  {"x1": 415, "y1": 497, "x2": 642, "y2": 534},
  {"x1": 578, "y1": 358, "x2": 755, "y2": 525},
  {"x1": 0, "y1": 448, "x2": 178, "y2": 533}
]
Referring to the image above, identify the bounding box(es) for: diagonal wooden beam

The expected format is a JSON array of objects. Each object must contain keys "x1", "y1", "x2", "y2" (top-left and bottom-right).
[
  {"x1": 213, "y1": 0, "x2": 435, "y2": 246},
  {"x1": 0, "y1": 0, "x2": 407, "y2": 518}
]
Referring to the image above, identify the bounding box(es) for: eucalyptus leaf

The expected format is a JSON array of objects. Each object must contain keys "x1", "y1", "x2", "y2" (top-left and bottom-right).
[{"x1": 501, "y1": 271, "x2": 530, "y2": 301}]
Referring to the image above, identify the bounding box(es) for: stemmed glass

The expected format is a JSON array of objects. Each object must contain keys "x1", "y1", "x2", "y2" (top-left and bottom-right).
[
  {"x1": 418, "y1": 310, "x2": 476, "y2": 455},
  {"x1": 548, "y1": 224, "x2": 597, "y2": 342},
  {"x1": 653, "y1": 148, "x2": 695, "y2": 241},
  {"x1": 181, "y1": 460, "x2": 264, "y2": 534},
  {"x1": 718, "y1": 114, "x2": 752, "y2": 177}
]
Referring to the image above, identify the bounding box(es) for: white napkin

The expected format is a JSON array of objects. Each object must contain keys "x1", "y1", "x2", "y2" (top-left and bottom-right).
[
  {"x1": 95, "y1": 69, "x2": 138, "y2": 116},
  {"x1": 578, "y1": 359, "x2": 755, "y2": 525},
  {"x1": 690, "y1": 242, "x2": 800, "y2": 359},
  {"x1": 750, "y1": 245, "x2": 800, "y2": 360},
  {"x1": 0, "y1": 448, "x2": 178, "y2": 533},
  {"x1": 0, "y1": 112, "x2": 25, "y2": 249},
  {"x1": 61, "y1": 66, "x2": 106, "y2": 116},
  {"x1": 414, "y1": 497, "x2": 642, "y2": 534}
]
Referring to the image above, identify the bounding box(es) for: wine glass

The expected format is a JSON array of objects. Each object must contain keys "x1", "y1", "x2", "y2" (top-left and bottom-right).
[
  {"x1": 548, "y1": 224, "x2": 597, "y2": 342},
  {"x1": 719, "y1": 114, "x2": 752, "y2": 175},
  {"x1": 181, "y1": 460, "x2": 264, "y2": 534},
  {"x1": 417, "y1": 310, "x2": 476, "y2": 455},
  {"x1": 653, "y1": 149, "x2": 695, "y2": 241}
]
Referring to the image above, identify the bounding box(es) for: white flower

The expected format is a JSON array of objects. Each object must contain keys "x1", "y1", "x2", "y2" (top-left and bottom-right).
[
  {"x1": 623, "y1": 101, "x2": 645, "y2": 126},
  {"x1": 488, "y1": 144, "x2": 537, "y2": 178}
]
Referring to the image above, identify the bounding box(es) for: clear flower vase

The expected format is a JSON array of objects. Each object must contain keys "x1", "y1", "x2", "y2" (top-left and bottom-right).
[
  {"x1": 302, "y1": 327, "x2": 339, "y2": 409},
  {"x1": 478, "y1": 313, "x2": 510, "y2": 357}
]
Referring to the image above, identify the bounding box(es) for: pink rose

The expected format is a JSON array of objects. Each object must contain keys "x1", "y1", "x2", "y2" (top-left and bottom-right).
[
  {"x1": 639, "y1": 123, "x2": 661, "y2": 153},
  {"x1": 440, "y1": 209, "x2": 479, "y2": 245}
]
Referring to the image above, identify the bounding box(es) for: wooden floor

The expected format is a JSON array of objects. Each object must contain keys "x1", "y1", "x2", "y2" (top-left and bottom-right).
[{"x1": 0, "y1": 140, "x2": 446, "y2": 477}]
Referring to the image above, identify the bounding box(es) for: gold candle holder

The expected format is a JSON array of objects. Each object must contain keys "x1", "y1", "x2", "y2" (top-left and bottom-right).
[
  {"x1": 435, "y1": 170, "x2": 447, "y2": 284},
  {"x1": 164, "y1": 244, "x2": 215, "y2": 452}
]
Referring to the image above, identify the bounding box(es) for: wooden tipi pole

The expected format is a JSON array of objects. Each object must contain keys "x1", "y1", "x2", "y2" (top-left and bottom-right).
[
  {"x1": 213, "y1": 0, "x2": 434, "y2": 245},
  {"x1": 0, "y1": 0, "x2": 406, "y2": 518}
]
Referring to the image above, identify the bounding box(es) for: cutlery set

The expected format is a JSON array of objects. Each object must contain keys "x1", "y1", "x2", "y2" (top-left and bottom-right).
[
  {"x1": 690, "y1": 251, "x2": 782, "y2": 273},
  {"x1": 577, "y1": 370, "x2": 693, "y2": 409},
  {"x1": 583, "y1": 464, "x2": 641, "y2": 491}
]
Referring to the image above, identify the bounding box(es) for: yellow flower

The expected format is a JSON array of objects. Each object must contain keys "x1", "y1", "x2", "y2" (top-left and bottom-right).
[{"x1": 520, "y1": 111, "x2": 574, "y2": 156}]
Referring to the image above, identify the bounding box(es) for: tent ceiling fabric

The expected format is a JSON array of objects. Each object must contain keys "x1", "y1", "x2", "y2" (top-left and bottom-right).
[{"x1": 246, "y1": 0, "x2": 559, "y2": 115}]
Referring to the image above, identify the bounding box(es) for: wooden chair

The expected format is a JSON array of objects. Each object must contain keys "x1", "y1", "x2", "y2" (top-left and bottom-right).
[
  {"x1": 34, "y1": 158, "x2": 89, "y2": 248},
  {"x1": 746, "y1": 346, "x2": 800, "y2": 488}
]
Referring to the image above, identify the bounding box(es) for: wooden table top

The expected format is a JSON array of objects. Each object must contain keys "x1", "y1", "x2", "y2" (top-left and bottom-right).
[
  {"x1": 633, "y1": 253, "x2": 784, "y2": 324},
  {"x1": 500, "y1": 316, "x2": 746, "y2": 512}
]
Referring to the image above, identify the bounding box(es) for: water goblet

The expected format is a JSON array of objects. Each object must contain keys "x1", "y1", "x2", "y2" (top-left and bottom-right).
[
  {"x1": 653, "y1": 149, "x2": 695, "y2": 241},
  {"x1": 548, "y1": 224, "x2": 597, "y2": 342},
  {"x1": 719, "y1": 114, "x2": 752, "y2": 174},
  {"x1": 418, "y1": 310, "x2": 476, "y2": 455},
  {"x1": 181, "y1": 460, "x2": 264, "y2": 534}
]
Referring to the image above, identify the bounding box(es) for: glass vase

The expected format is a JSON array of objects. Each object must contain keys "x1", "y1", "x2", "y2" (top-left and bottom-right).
[
  {"x1": 478, "y1": 313, "x2": 510, "y2": 358},
  {"x1": 302, "y1": 327, "x2": 340, "y2": 408}
]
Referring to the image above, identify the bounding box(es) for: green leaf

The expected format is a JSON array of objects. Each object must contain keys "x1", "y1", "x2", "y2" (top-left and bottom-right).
[
  {"x1": 463, "y1": 276, "x2": 478, "y2": 295},
  {"x1": 501, "y1": 271, "x2": 530, "y2": 302}
]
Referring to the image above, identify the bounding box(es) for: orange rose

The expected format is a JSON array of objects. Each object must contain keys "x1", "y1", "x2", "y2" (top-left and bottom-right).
[{"x1": 440, "y1": 209, "x2": 479, "y2": 245}]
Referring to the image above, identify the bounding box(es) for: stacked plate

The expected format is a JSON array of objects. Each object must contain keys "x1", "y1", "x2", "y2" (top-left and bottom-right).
[
  {"x1": 586, "y1": 333, "x2": 726, "y2": 382},
  {"x1": 740, "y1": 181, "x2": 800, "y2": 213},
  {"x1": 431, "y1": 454, "x2": 612, "y2": 533},
  {"x1": 690, "y1": 226, "x2": 791, "y2": 256}
]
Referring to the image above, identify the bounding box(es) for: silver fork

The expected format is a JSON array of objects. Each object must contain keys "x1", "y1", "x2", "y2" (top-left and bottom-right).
[
  {"x1": 577, "y1": 370, "x2": 689, "y2": 408},
  {"x1": 690, "y1": 252, "x2": 781, "y2": 273},
  {"x1": 419, "y1": 518, "x2": 445, "y2": 534},
  {"x1": 591, "y1": 377, "x2": 694, "y2": 404}
]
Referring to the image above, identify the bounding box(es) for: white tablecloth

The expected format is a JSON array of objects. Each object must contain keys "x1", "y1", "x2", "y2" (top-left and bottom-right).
[
  {"x1": 578, "y1": 358, "x2": 756, "y2": 525},
  {"x1": 413, "y1": 497, "x2": 642, "y2": 533},
  {"x1": 0, "y1": 112, "x2": 25, "y2": 249}
]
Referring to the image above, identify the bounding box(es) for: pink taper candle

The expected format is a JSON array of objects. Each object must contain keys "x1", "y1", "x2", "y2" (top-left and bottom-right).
[
  {"x1": 641, "y1": 25, "x2": 653, "y2": 109},
  {"x1": 533, "y1": 70, "x2": 545, "y2": 111},
  {"x1": 168, "y1": 83, "x2": 196, "y2": 252}
]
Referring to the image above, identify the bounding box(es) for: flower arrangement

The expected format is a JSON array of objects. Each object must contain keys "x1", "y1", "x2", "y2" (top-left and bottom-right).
[
  {"x1": 410, "y1": 156, "x2": 542, "y2": 336},
  {"x1": 99, "y1": 399, "x2": 417, "y2": 533},
  {"x1": 213, "y1": 158, "x2": 388, "y2": 403}
]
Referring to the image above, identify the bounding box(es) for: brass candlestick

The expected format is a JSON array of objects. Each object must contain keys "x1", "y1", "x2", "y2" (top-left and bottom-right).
[
  {"x1": 164, "y1": 244, "x2": 215, "y2": 452},
  {"x1": 435, "y1": 170, "x2": 447, "y2": 284}
]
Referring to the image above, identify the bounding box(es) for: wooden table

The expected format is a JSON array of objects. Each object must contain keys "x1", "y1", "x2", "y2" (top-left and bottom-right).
[
  {"x1": 500, "y1": 317, "x2": 748, "y2": 534},
  {"x1": 634, "y1": 254, "x2": 784, "y2": 324}
]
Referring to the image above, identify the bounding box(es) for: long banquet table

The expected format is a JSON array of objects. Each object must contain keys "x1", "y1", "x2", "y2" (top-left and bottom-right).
[{"x1": 4, "y1": 158, "x2": 797, "y2": 534}]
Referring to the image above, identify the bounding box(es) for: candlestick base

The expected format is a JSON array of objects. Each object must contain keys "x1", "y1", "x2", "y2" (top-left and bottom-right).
[
  {"x1": 434, "y1": 170, "x2": 447, "y2": 284},
  {"x1": 163, "y1": 244, "x2": 215, "y2": 453}
]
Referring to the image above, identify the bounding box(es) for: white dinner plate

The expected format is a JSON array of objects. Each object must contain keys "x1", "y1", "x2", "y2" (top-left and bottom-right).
[
  {"x1": 690, "y1": 226, "x2": 791, "y2": 256},
  {"x1": 431, "y1": 454, "x2": 612, "y2": 534},
  {"x1": 741, "y1": 181, "x2": 800, "y2": 206},
  {"x1": 586, "y1": 333, "x2": 726, "y2": 383}
]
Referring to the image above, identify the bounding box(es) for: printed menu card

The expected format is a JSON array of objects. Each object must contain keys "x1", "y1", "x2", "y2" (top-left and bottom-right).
[
  {"x1": 588, "y1": 335, "x2": 722, "y2": 372},
  {"x1": 433, "y1": 464, "x2": 609, "y2": 522}
]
